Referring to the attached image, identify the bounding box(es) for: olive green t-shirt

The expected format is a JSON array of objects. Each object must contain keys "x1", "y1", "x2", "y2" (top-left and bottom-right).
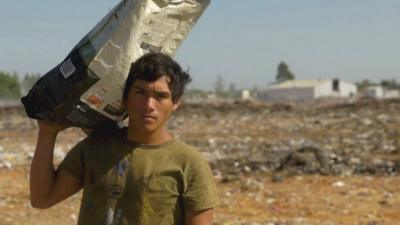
[{"x1": 58, "y1": 128, "x2": 218, "y2": 225}]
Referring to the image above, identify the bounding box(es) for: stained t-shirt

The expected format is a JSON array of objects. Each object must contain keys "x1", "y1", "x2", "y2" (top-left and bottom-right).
[{"x1": 58, "y1": 128, "x2": 218, "y2": 225}]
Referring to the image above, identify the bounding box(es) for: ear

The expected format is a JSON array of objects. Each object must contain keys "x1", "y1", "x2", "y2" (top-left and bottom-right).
[{"x1": 172, "y1": 100, "x2": 181, "y2": 111}]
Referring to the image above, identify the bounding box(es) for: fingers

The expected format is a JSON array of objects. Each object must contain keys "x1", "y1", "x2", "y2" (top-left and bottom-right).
[
  {"x1": 37, "y1": 120, "x2": 69, "y2": 133},
  {"x1": 81, "y1": 128, "x2": 93, "y2": 136}
]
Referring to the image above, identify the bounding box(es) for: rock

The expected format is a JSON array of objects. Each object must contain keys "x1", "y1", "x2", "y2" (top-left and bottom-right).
[
  {"x1": 221, "y1": 175, "x2": 240, "y2": 183},
  {"x1": 266, "y1": 198, "x2": 275, "y2": 205},
  {"x1": 243, "y1": 166, "x2": 251, "y2": 172},
  {"x1": 224, "y1": 191, "x2": 232, "y2": 197},
  {"x1": 332, "y1": 181, "x2": 345, "y2": 188},
  {"x1": 27, "y1": 152, "x2": 34, "y2": 160},
  {"x1": 271, "y1": 174, "x2": 283, "y2": 183},
  {"x1": 208, "y1": 138, "x2": 217, "y2": 147},
  {"x1": 0, "y1": 154, "x2": 13, "y2": 169},
  {"x1": 377, "y1": 113, "x2": 390, "y2": 124},
  {"x1": 240, "y1": 178, "x2": 264, "y2": 192},
  {"x1": 360, "y1": 118, "x2": 374, "y2": 126}
]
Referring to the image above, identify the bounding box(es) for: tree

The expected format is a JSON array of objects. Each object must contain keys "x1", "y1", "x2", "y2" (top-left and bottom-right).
[
  {"x1": 0, "y1": 71, "x2": 21, "y2": 100},
  {"x1": 214, "y1": 74, "x2": 226, "y2": 97},
  {"x1": 356, "y1": 79, "x2": 373, "y2": 92},
  {"x1": 228, "y1": 83, "x2": 236, "y2": 92},
  {"x1": 380, "y1": 79, "x2": 399, "y2": 90},
  {"x1": 223, "y1": 83, "x2": 238, "y2": 98},
  {"x1": 276, "y1": 61, "x2": 295, "y2": 83}
]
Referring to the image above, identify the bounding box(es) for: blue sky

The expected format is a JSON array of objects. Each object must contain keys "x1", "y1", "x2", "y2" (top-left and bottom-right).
[{"x1": 1, "y1": 0, "x2": 399, "y2": 90}]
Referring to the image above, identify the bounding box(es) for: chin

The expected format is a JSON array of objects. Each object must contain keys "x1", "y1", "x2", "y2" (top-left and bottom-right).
[
  {"x1": 139, "y1": 124, "x2": 159, "y2": 133},
  {"x1": 132, "y1": 119, "x2": 164, "y2": 133}
]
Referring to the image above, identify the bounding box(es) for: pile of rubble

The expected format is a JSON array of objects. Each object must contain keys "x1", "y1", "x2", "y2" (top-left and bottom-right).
[
  {"x1": 1, "y1": 99, "x2": 399, "y2": 177},
  {"x1": 170, "y1": 99, "x2": 400, "y2": 177},
  {"x1": 0, "y1": 106, "x2": 83, "y2": 169}
]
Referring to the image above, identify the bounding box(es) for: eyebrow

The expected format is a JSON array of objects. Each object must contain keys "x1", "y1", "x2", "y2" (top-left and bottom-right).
[
  {"x1": 133, "y1": 86, "x2": 170, "y2": 95},
  {"x1": 155, "y1": 90, "x2": 170, "y2": 96}
]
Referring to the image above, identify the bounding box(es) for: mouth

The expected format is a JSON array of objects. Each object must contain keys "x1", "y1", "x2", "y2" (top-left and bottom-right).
[{"x1": 142, "y1": 114, "x2": 157, "y2": 122}]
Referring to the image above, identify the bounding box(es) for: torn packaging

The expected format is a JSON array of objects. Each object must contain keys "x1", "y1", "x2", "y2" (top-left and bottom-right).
[{"x1": 21, "y1": 0, "x2": 210, "y2": 130}]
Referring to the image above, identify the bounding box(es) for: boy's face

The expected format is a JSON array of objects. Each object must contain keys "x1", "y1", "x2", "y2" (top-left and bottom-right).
[{"x1": 126, "y1": 75, "x2": 179, "y2": 134}]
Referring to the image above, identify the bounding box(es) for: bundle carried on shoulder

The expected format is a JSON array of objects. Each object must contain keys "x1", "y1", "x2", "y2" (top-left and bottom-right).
[{"x1": 21, "y1": 0, "x2": 210, "y2": 130}]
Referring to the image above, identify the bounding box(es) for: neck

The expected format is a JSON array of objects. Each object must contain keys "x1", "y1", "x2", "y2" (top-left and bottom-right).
[{"x1": 126, "y1": 126, "x2": 172, "y2": 145}]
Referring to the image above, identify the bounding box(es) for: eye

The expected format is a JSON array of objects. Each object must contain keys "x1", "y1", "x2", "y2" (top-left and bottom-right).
[
  {"x1": 155, "y1": 93, "x2": 169, "y2": 99},
  {"x1": 156, "y1": 94, "x2": 167, "y2": 99},
  {"x1": 135, "y1": 90, "x2": 145, "y2": 94}
]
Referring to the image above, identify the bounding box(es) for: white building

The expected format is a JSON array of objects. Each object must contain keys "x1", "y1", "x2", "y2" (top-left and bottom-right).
[
  {"x1": 241, "y1": 89, "x2": 251, "y2": 100},
  {"x1": 364, "y1": 86, "x2": 400, "y2": 99},
  {"x1": 384, "y1": 90, "x2": 400, "y2": 99},
  {"x1": 364, "y1": 86, "x2": 384, "y2": 98},
  {"x1": 258, "y1": 79, "x2": 357, "y2": 101}
]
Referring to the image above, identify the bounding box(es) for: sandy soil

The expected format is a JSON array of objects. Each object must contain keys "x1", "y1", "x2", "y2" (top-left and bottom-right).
[{"x1": 0, "y1": 167, "x2": 399, "y2": 225}]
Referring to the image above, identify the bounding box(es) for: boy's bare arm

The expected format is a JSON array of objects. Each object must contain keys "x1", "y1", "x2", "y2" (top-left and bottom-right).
[
  {"x1": 185, "y1": 208, "x2": 214, "y2": 225},
  {"x1": 30, "y1": 120, "x2": 82, "y2": 209}
]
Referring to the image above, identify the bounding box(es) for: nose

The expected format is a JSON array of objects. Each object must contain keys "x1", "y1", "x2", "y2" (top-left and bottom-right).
[{"x1": 144, "y1": 96, "x2": 156, "y2": 112}]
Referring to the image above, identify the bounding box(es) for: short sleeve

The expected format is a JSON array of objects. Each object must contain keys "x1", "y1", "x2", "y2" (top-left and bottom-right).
[
  {"x1": 57, "y1": 137, "x2": 91, "y2": 183},
  {"x1": 182, "y1": 154, "x2": 219, "y2": 211}
]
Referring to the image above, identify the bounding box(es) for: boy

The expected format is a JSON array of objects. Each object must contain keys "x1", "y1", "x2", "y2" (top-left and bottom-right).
[{"x1": 30, "y1": 53, "x2": 218, "y2": 225}]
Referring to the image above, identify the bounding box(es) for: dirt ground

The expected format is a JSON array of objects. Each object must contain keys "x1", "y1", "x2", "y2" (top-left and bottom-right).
[{"x1": 1, "y1": 167, "x2": 399, "y2": 225}]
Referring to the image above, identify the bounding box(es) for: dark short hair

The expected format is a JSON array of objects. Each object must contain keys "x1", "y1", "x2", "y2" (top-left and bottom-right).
[{"x1": 122, "y1": 52, "x2": 192, "y2": 103}]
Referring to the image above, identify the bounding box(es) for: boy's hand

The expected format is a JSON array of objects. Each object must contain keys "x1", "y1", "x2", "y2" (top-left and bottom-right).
[
  {"x1": 81, "y1": 128, "x2": 93, "y2": 136},
  {"x1": 37, "y1": 120, "x2": 69, "y2": 134}
]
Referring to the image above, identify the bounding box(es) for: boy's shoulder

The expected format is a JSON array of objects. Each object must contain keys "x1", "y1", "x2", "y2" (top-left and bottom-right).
[
  {"x1": 72, "y1": 127, "x2": 127, "y2": 153},
  {"x1": 167, "y1": 138, "x2": 206, "y2": 161}
]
